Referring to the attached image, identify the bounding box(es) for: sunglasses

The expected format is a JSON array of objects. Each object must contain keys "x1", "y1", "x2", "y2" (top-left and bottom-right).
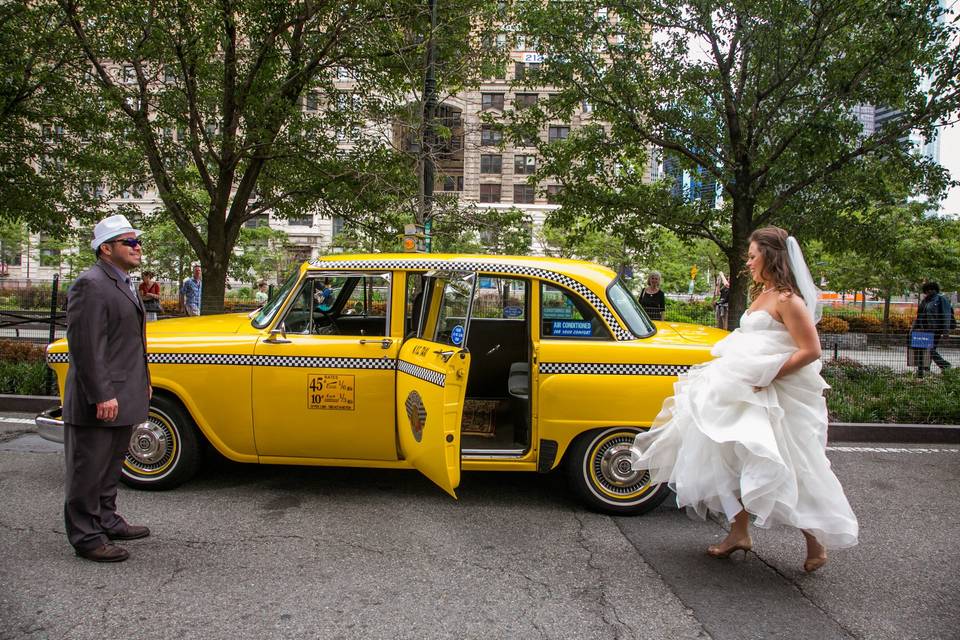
[{"x1": 108, "y1": 238, "x2": 143, "y2": 248}]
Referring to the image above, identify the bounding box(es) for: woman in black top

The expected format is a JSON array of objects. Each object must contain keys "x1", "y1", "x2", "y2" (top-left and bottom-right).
[{"x1": 639, "y1": 271, "x2": 666, "y2": 320}]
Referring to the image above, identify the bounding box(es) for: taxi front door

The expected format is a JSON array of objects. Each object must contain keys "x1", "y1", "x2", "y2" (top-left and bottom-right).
[
  {"x1": 396, "y1": 272, "x2": 476, "y2": 497},
  {"x1": 251, "y1": 272, "x2": 399, "y2": 461}
]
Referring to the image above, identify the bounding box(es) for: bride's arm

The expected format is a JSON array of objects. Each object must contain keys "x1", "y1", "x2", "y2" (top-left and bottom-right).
[{"x1": 773, "y1": 293, "x2": 822, "y2": 380}]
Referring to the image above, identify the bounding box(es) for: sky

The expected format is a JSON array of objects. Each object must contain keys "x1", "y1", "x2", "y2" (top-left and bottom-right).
[{"x1": 938, "y1": 122, "x2": 960, "y2": 218}]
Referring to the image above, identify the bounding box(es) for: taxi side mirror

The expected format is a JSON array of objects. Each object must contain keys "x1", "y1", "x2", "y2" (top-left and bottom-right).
[{"x1": 266, "y1": 323, "x2": 292, "y2": 344}]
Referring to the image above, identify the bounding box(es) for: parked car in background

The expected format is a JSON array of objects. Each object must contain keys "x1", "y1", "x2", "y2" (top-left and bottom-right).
[{"x1": 37, "y1": 254, "x2": 725, "y2": 515}]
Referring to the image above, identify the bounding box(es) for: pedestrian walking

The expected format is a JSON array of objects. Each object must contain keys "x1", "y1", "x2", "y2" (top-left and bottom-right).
[
  {"x1": 180, "y1": 264, "x2": 202, "y2": 316},
  {"x1": 138, "y1": 270, "x2": 162, "y2": 321},
  {"x1": 714, "y1": 272, "x2": 730, "y2": 330},
  {"x1": 255, "y1": 281, "x2": 269, "y2": 305},
  {"x1": 912, "y1": 281, "x2": 953, "y2": 377},
  {"x1": 631, "y1": 227, "x2": 857, "y2": 572},
  {"x1": 63, "y1": 214, "x2": 151, "y2": 562}
]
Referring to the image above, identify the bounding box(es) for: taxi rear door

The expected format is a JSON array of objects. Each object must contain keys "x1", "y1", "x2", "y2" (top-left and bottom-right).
[{"x1": 396, "y1": 272, "x2": 476, "y2": 497}]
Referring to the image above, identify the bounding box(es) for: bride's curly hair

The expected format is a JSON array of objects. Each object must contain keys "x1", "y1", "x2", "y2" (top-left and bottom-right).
[{"x1": 746, "y1": 227, "x2": 802, "y2": 300}]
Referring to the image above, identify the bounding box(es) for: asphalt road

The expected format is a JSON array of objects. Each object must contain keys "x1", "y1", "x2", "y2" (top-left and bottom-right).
[{"x1": 0, "y1": 414, "x2": 957, "y2": 640}]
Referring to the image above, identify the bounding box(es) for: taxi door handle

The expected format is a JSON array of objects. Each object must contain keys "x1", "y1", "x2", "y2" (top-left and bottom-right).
[
  {"x1": 359, "y1": 339, "x2": 393, "y2": 349},
  {"x1": 433, "y1": 349, "x2": 455, "y2": 361}
]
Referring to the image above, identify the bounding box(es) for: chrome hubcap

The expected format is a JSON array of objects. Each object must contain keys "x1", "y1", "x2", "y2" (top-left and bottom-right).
[
  {"x1": 129, "y1": 421, "x2": 169, "y2": 465},
  {"x1": 598, "y1": 441, "x2": 645, "y2": 488}
]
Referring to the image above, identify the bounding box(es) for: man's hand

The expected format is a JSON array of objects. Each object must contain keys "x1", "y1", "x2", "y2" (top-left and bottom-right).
[{"x1": 96, "y1": 398, "x2": 119, "y2": 422}]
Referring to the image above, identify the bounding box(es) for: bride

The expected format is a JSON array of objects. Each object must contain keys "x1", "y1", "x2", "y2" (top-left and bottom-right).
[{"x1": 631, "y1": 226, "x2": 858, "y2": 572}]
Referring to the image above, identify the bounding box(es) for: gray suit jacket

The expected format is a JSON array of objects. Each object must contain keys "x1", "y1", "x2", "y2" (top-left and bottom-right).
[{"x1": 63, "y1": 260, "x2": 151, "y2": 426}]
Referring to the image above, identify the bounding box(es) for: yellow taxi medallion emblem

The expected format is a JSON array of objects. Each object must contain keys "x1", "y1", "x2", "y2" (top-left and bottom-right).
[{"x1": 404, "y1": 390, "x2": 427, "y2": 442}]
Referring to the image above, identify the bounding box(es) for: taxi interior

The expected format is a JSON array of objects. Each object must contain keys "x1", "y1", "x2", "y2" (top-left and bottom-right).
[{"x1": 279, "y1": 270, "x2": 608, "y2": 457}]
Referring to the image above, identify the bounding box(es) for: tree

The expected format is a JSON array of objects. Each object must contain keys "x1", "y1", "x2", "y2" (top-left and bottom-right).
[
  {"x1": 512, "y1": 0, "x2": 960, "y2": 327},
  {"x1": 54, "y1": 0, "x2": 469, "y2": 313},
  {"x1": 0, "y1": 0, "x2": 134, "y2": 232}
]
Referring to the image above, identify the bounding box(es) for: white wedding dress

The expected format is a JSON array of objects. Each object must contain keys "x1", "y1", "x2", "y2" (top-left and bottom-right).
[{"x1": 631, "y1": 309, "x2": 858, "y2": 549}]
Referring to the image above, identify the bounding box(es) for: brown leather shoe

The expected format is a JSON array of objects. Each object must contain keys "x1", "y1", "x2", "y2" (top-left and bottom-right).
[
  {"x1": 106, "y1": 524, "x2": 150, "y2": 541},
  {"x1": 76, "y1": 543, "x2": 129, "y2": 563}
]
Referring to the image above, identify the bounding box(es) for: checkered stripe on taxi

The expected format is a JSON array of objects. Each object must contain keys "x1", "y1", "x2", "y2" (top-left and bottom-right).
[
  {"x1": 539, "y1": 362, "x2": 691, "y2": 376},
  {"x1": 396, "y1": 359, "x2": 446, "y2": 387},
  {"x1": 46, "y1": 352, "x2": 396, "y2": 370},
  {"x1": 314, "y1": 258, "x2": 635, "y2": 341}
]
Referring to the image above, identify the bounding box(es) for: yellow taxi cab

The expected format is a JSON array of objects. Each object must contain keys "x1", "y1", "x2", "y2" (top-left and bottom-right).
[{"x1": 37, "y1": 254, "x2": 725, "y2": 515}]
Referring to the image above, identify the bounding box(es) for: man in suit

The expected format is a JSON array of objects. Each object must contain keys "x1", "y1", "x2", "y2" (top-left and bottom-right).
[{"x1": 63, "y1": 214, "x2": 152, "y2": 562}]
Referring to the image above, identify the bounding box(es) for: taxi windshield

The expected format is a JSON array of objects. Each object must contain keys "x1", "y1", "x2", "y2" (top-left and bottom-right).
[
  {"x1": 251, "y1": 267, "x2": 300, "y2": 329},
  {"x1": 607, "y1": 278, "x2": 656, "y2": 337}
]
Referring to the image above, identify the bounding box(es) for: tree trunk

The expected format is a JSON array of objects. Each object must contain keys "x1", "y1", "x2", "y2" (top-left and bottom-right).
[
  {"x1": 199, "y1": 258, "x2": 228, "y2": 316},
  {"x1": 861, "y1": 290, "x2": 867, "y2": 312},
  {"x1": 882, "y1": 289, "x2": 892, "y2": 333},
  {"x1": 725, "y1": 197, "x2": 755, "y2": 330}
]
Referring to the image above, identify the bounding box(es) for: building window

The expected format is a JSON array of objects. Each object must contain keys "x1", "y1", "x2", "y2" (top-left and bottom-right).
[
  {"x1": 480, "y1": 154, "x2": 502, "y2": 174},
  {"x1": 39, "y1": 235, "x2": 60, "y2": 266},
  {"x1": 517, "y1": 131, "x2": 540, "y2": 147},
  {"x1": 513, "y1": 184, "x2": 535, "y2": 204},
  {"x1": 482, "y1": 93, "x2": 504, "y2": 111},
  {"x1": 481, "y1": 125, "x2": 503, "y2": 146},
  {"x1": 304, "y1": 91, "x2": 319, "y2": 112},
  {"x1": 514, "y1": 62, "x2": 541, "y2": 80},
  {"x1": 332, "y1": 215, "x2": 346, "y2": 239},
  {"x1": 121, "y1": 65, "x2": 136, "y2": 84},
  {"x1": 0, "y1": 240, "x2": 21, "y2": 266},
  {"x1": 479, "y1": 184, "x2": 501, "y2": 203},
  {"x1": 514, "y1": 155, "x2": 536, "y2": 175},
  {"x1": 288, "y1": 214, "x2": 313, "y2": 227},
  {"x1": 245, "y1": 214, "x2": 270, "y2": 228},
  {"x1": 546, "y1": 184, "x2": 564, "y2": 204},
  {"x1": 548, "y1": 126, "x2": 570, "y2": 143},
  {"x1": 582, "y1": 99, "x2": 593, "y2": 114},
  {"x1": 515, "y1": 93, "x2": 538, "y2": 109},
  {"x1": 443, "y1": 175, "x2": 464, "y2": 192}
]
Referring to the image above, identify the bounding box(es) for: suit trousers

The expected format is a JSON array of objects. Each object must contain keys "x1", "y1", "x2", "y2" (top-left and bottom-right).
[{"x1": 64, "y1": 423, "x2": 133, "y2": 552}]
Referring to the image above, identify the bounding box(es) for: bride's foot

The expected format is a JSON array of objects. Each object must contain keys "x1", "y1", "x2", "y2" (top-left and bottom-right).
[
  {"x1": 706, "y1": 535, "x2": 752, "y2": 559},
  {"x1": 802, "y1": 530, "x2": 827, "y2": 572}
]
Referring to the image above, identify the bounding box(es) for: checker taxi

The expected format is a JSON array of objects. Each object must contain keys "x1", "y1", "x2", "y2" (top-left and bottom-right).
[{"x1": 37, "y1": 254, "x2": 725, "y2": 515}]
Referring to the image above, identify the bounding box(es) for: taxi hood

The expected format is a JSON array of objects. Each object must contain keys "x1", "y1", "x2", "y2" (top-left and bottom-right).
[
  {"x1": 146, "y1": 313, "x2": 252, "y2": 335},
  {"x1": 655, "y1": 321, "x2": 728, "y2": 345}
]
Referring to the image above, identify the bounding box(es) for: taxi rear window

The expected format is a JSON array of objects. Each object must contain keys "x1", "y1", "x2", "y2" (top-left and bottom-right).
[{"x1": 608, "y1": 279, "x2": 656, "y2": 337}]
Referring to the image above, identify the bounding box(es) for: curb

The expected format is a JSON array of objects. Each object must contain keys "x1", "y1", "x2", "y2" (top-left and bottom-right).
[
  {"x1": 828, "y1": 423, "x2": 960, "y2": 444},
  {"x1": 2, "y1": 395, "x2": 958, "y2": 444},
  {"x1": 1, "y1": 395, "x2": 59, "y2": 413}
]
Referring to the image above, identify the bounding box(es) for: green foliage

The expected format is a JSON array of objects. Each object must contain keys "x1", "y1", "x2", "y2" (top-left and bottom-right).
[
  {"x1": 823, "y1": 361, "x2": 960, "y2": 424},
  {"x1": 0, "y1": 360, "x2": 47, "y2": 395},
  {"x1": 510, "y1": 0, "x2": 960, "y2": 327}
]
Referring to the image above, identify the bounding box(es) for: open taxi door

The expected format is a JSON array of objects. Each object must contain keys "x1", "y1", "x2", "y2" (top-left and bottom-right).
[{"x1": 396, "y1": 272, "x2": 476, "y2": 498}]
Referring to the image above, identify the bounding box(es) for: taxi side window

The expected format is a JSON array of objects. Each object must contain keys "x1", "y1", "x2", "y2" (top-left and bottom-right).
[
  {"x1": 283, "y1": 274, "x2": 388, "y2": 336},
  {"x1": 474, "y1": 276, "x2": 526, "y2": 319},
  {"x1": 540, "y1": 283, "x2": 611, "y2": 339}
]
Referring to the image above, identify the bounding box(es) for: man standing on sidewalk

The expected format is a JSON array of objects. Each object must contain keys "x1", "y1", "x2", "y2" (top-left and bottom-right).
[
  {"x1": 63, "y1": 214, "x2": 151, "y2": 562},
  {"x1": 179, "y1": 264, "x2": 202, "y2": 316}
]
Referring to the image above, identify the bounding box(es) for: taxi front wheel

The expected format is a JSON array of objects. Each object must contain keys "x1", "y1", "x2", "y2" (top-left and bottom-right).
[
  {"x1": 121, "y1": 395, "x2": 201, "y2": 490},
  {"x1": 566, "y1": 427, "x2": 672, "y2": 516}
]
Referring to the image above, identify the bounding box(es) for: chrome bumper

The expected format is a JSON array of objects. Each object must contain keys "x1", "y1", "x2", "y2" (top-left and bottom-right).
[{"x1": 36, "y1": 407, "x2": 64, "y2": 444}]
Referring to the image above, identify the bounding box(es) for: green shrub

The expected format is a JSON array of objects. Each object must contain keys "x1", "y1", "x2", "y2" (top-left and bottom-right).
[
  {"x1": 0, "y1": 360, "x2": 48, "y2": 395},
  {"x1": 823, "y1": 362, "x2": 960, "y2": 424}
]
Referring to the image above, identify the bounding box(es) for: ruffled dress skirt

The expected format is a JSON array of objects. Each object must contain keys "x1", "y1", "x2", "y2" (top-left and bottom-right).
[{"x1": 631, "y1": 311, "x2": 858, "y2": 549}]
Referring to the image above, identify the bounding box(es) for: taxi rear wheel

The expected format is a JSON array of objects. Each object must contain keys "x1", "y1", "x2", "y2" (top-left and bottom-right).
[
  {"x1": 121, "y1": 395, "x2": 201, "y2": 490},
  {"x1": 566, "y1": 427, "x2": 672, "y2": 516}
]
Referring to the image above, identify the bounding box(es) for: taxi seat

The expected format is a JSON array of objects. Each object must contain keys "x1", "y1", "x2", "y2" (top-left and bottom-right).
[
  {"x1": 507, "y1": 362, "x2": 529, "y2": 399},
  {"x1": 508, "y1": 361, "x2": 530, "y2": 445}
]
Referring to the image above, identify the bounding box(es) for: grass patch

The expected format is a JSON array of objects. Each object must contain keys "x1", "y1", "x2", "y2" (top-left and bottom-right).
[{"x1": 823, "y1": 360, "x2": 960, "y2": 424}]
